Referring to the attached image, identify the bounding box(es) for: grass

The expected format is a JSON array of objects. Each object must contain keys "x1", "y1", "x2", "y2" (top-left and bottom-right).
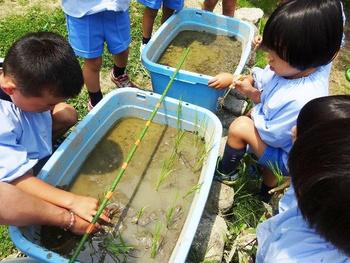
[{"x1": 0, "y1": 226, "x2": 16, "y2": 259}]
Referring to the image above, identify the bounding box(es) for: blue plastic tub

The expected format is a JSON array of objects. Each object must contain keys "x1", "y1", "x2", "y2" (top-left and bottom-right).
[
  {"x1": 9, "y1": 88, "x2": 222, "y2": 263},
  {"x1": 142, "y1": 8, "x2": 254, "y2": 112}
]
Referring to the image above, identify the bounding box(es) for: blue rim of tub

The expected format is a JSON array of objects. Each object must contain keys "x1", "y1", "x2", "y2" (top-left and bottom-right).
[{"x1": 141, "y1": 8, "x2": 255, "y2": 85}]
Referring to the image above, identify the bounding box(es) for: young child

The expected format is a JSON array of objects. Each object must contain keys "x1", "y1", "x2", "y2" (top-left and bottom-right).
[
  {"x1": 203, "y1": 0, "x2": 236, "y2": 17},
  {"x1": 138, "y1": 0, "x2": 184, "y2": 53},
  {"x1": 279, "y1": 95, "x2": 350, "y2": 213},
  {"x1": 0, "y1": 32, "x2": 109, "y2": 234},
  {"x1": 209, "y1": 0, "x2": 344, "y2": 201},
  {"x1": 61, "y1": 0, "x2": 137, "y2": 110},
  {"x1": 256, "y1": 117, "x2": 350, "y2": 262}
]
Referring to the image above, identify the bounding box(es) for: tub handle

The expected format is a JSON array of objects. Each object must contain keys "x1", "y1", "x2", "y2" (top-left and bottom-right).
[{"x1": 136, "y1": 92, "x2": 147, "y2": 100}]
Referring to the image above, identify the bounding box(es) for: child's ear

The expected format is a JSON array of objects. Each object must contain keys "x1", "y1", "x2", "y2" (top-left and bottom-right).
[
  {"x1": 291, "y1": 125, "x2": 297, "y2": 143},
  {"x1": 0, "y1": 75, "x2": 16, "y2": 95}
]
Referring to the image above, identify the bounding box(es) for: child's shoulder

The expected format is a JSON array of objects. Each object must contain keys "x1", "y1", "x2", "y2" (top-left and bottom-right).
[{"x1": 257, "y1": 207, "x2": 350, "y2": 263}]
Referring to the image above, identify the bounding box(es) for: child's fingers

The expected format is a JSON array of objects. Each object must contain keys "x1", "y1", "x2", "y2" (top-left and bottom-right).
[
  {"x1": 99, "y1": 212, "x2": 111, "y2": 223},
  {"x1": 208, "y1": 77, "x2": 218, "y2": 86}
]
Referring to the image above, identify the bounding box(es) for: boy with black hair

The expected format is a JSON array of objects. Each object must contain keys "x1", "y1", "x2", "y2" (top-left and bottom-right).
[{"x1": 0, "y1": 32, "x2": 109, "y2": 234}]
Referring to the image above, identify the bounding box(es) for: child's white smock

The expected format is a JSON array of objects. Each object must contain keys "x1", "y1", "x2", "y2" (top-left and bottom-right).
[
  {"x1": 61, "y1": 0, "x2": 131, "y2": 17},
  {"x1": 251, "y1": 64, "x2": 331, "y2": 170},
  {"x1": 0, "y1": 100, "x2": 52, "y2": 182},
  {"x1": 256, "y1": 206, "x2": 350, "y2": 263}
]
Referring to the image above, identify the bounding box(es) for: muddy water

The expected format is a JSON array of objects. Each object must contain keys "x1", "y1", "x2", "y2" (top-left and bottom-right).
[
  {"x1": 41, "y1": 117, "x2": 206, "y2": 262},
  {"x1": 157, "y1": 30, "x2": 242, "y2": 76}
]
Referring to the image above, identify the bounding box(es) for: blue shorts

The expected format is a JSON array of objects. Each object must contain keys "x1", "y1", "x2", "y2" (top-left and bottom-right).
[
  {"x1": 138, "y1": 0, "x2": 184, "y2": 10},
  {"x1": 257, "y1": 146, "x2": 289, "y2": 176},
  {"x1": 66, "y1": 11, "x2": 131, "y2": 58}
]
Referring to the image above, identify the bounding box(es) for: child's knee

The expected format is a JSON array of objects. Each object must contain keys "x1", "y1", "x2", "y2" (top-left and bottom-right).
[
  {"x1": 84, "y1": 57, "x2": 102, "y2": 72},
  {"x1": 228, "y1": 116, "x2": 254, "y2": 138},
  {"x1": 53, "y1": 104, "x2": 78, "y2": 130}
]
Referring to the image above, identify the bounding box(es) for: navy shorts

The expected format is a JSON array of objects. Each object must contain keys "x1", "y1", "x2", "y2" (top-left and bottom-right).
[{"x1": 258, "y1": 146, "x2": 289, "y2": 176}]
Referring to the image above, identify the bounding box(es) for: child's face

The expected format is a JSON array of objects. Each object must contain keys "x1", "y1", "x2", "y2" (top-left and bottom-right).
[
  {"x1": 267, "y1": 50, "x2": 302, "y2": 78},
  {"x1": 1, "y1": 74, "x2": 64, "y2": 112},
  {"x1": 12, "y1": 89, "x2": 64, "y2": 112}
]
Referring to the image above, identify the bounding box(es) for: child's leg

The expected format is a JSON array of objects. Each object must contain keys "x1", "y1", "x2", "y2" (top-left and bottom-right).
[
  {"x1": 142, "y1": 7, "x2": 158, "y2": 40},
  {"x1": 219, "y1": 116, "x2": 267, "y2": 175},
  {"x1": 222, "y1": 0, "x2": 236, "y2": 17},
  {"x1": 65, "y1": 13, "x2": 105, "y2": 107},
  {"x1": 51, "y1": 102, "x2": 78, "y2": 140},
  {"x1": 161, "y1": 6, "x2": 175, "y2": 23},
  {"x1": 104, "y1": 10, "x2": 136, "y2": 88},
  {"x1": 203, "y1": 0, "x2": 219, "y2": 12},
  {"x1": 83, "y1": 57, "x2": 103, "y2": 107}
]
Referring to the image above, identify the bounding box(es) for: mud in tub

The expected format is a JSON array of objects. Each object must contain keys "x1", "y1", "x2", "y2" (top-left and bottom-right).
[
  {"x1": 142, "y1": 8, "x2": 254, "y2": 112},
  {"x1": 9, "y1": 88, "x2": 222, "y2": 263}
]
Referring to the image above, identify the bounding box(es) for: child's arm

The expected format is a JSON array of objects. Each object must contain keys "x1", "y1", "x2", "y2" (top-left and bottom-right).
[
  {"x1": 0, "y1": 182, "x2": 99, "y2": 235},
  {"x1": 12, "y1": 171, "x2": 110, "y2": 224},
  {"x1": 233, "y1": 75, "x2": 261, "y2": 104}
]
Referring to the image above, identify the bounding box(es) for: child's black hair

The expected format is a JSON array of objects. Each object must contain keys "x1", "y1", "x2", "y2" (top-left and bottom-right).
[
  {"x1": 297, "y1": 95, "x2": 350, "y2": 136},
  {"x1": 289, "y1": 118, "x2": 350, "y2": 256},
  {"x1": 262, "y1": 0, "x2": 343, "y2": 70},
  {"x1": 3, "y1": 32, "x2": 83, "y2": 98}
]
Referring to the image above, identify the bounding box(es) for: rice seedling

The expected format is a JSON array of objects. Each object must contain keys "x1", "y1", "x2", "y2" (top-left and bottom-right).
[
  {"x1": 155, "y1": 102, "x2": 186, "y2": 191},
  {"x1": 155, "y1": 157, "x2": 176, "y2": 191},
  {"x1": 103, "y1": 233, "x2": 134, "y2": 261},
  {"x1": 183, "y1": 183, "x2": 202, "y2": 199},
  {"x1": 150, "y1": 221, "x2": 163, "y2": 259},
  {"x1": 134, "y1": 206, "x2": 147, "y2": 225},
  {"x1": 192, "y1": 131, "x2": 214, "y2": 172},
  {"x1": 165, "y1": 206, "x2": 176, "y2": 229}
]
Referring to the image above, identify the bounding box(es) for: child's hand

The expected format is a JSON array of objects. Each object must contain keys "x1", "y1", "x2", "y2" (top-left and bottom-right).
[
  {"x1": 232, "y1": 77, "x2": 255, "y2": 97},
  {"x1": 70, "y1": 195, "x2": 110, "y2": 224},
  {"x1": 70, "y1": 214, "x2": 101, "y2": 235},
  {"x1": 208, "y1": 73, "x2": 234, "y2": 89},
  {"x1": 252, "y1": 35, "x2": 262, "y2": 50}
]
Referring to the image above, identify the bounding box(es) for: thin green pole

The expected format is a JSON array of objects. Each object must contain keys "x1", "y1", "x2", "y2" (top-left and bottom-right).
[{"x1": 69, "y1": 48, "x2": 190, "y2": 263}]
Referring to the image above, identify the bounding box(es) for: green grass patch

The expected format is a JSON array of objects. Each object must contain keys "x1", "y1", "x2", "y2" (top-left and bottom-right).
[{"x1": 0, "y1": 225, "x2": 16, "y2": 259}]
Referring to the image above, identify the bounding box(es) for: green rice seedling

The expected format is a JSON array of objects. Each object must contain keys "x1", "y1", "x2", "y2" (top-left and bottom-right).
[
  {"x1": 150, "y1": 221, "x2": 163, "y2": 259},
  {"x1": 193, "y1": 131, "x2": 214, "y2": 172},
  {"x1": 103, "y1": 233, "x2": 134, "y2": 261},
  {"x1": 155, "y1": 123, "x2": 185, "y2": 191},
  {"x1": 183, "y1": 183, "x2": 202, "y2": 199},
  {"x1": 165, "y1": 206, "x2": 176, "y2": 229},
  {"x1": 134, "y1": 206, "x2": 147, "y2": 225},
  {"x1": 155, "y1": 159, "x2": 175, "y2": 191}
]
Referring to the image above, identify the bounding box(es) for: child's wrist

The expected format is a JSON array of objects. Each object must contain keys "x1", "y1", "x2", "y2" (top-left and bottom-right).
[{"x1": 62, "y1": 210, "x2": 75, "y2": 231}]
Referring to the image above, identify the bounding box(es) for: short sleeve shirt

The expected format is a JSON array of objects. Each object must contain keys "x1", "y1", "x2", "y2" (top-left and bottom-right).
[{"x1": 0, "y1": 100, "x2": 52, "y2": 182}]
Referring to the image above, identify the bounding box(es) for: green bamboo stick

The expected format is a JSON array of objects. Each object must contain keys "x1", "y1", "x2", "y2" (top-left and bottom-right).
[{"x1": 69, "y1": 48, "x2": 190, "y2": 263}]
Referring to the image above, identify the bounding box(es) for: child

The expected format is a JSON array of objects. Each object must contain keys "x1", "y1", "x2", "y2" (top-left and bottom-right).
[
  {"x1": 279, "y1": 95, "x2": 350, "y2": 213},
  {"x1": 203, "y1": 0, "x2": 236, "y2": 17},
  {"x1": 61, "y1": 0, "x2": 137, "y2": 110},
  {"x1": 256, "y1": 117, "x2": 350, "y2": 262},
  {"x1": 209, "y1": 0, "x2": 344, "y2": 201},
  {"x1": 138, "y1": 0, "x2": 184, "y2": 53},
  {"x1": 0, "y1": 32, "x2": 109, "y2": 234}
]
